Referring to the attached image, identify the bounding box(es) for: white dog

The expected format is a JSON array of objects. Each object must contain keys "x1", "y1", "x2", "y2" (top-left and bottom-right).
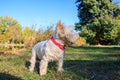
[{"x1": 29, "y1": 21, "x2": 79, "y2": 75}]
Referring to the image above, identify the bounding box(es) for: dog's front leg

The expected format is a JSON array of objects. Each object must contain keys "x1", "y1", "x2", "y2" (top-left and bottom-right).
[
  {"x1": 57, "y1": 57, "x2": 64, "y2": 72},
  {"x1": 39, "y1": 59, "x2": 48, "y2": 75}
]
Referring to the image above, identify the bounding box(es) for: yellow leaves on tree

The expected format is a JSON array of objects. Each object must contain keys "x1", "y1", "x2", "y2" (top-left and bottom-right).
[
  {"x1": 75, "y1": 37, "x2": 86, "y2": 46},
  {"x1": 7, "y1": 24, "x2": 22, "y2": 43}
]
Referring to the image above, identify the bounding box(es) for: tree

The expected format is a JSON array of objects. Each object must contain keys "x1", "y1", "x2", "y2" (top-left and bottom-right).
[
  {"x1": 0, "y1": 16, "x2": 21, "y2": 42},
  {"x1": 23, "y1": 27, "x2": 37, "y2": 48},
  {"x1": 7, "y1": 24, "x2": 22, "y2": 43},
  {"x1": 76, "y1": 0, "x2": 120, "y2": 45},
  {"x1": 0, "y1": 16, "x2": 18, "y2": 34},
  {"x1": 37, "y1": 25, "x2": 54, "y2": 42},
  {"x1": 117, "y1": 26, "x2": 120, "y2": 44},
  {"x1": 115, "y1": 15, "x2": 120, "y2": 44}
]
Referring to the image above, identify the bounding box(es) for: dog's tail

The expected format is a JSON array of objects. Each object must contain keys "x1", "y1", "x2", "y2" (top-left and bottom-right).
[
  {"x1": 29, "y1": 48, "x2": 36, "y2": 72},
  {"x1": 30, "y1": 48, "x2": 36, "y2": 63}
]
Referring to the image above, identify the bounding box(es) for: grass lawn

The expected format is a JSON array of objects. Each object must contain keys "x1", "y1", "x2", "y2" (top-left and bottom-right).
[{"x1": 0, "y1": 46, "x2": 120, "y2": 80}]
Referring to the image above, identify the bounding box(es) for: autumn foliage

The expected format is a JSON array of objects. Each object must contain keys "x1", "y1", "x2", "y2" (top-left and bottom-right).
[
  {"x1": 75, "y1": 37, "x2": 86, "y2": 46},
  {"x1": 0, "y1": 16, "x2": 54, "y2": 49}
]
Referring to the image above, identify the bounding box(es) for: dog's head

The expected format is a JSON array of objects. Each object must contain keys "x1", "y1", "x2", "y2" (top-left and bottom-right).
[{"x1": 53, "y1": 21, "x2": 79, "y2": 46}]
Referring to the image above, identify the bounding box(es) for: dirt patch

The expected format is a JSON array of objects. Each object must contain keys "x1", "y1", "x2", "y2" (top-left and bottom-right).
[
  {"x1": 0, "y1": 51, "x2": 13, "y2": 56},
  {"x1": 0, "y1": 48, "x2": 27, "y2": 56},
  {"x1": 0, "y1": 52, "x2": 4, "y2": 55}
]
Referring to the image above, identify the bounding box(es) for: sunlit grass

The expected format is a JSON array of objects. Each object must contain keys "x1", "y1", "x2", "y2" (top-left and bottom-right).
[{"x1": 0, "y1": 46, "x2": 120, "y2": 80}]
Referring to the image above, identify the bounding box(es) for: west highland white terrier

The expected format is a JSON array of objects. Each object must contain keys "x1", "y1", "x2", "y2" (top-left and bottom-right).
[{"x1": 29, "y1": 21, "x2": 79, "y2": 75}]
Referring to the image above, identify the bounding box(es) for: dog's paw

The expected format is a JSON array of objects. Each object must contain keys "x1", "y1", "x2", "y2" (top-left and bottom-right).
[
  {"x1": 57, "y1": 68, "x2": 64, "y2": 72},
  {"x1": 39, "y1": 71, "x2": 47, "y2": 76},
  {"x1": 29, "y1": 66, "x2": 34, "y2": 73},
  {"x1": 29, "y1": 69, "x2": 34, "y2": 73}
]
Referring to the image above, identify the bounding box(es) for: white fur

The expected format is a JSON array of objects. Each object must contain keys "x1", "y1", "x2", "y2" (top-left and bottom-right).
[{"x1": 29, "y1": 39, "x2": 65, "y2": 75}]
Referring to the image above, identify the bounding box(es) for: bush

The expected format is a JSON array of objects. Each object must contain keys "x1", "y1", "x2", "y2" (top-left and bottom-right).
[{"x1": 74, "y1": 37, "x2": 86, "y2": 46}]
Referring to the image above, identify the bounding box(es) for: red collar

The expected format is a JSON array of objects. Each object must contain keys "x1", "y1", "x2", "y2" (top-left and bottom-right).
[{"x1": 49, "y1": 37, "x2": 65, "y2": 50}]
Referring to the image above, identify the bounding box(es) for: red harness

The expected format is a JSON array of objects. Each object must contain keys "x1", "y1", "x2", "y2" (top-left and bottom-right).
[{"x1": 49, "y1": 37, "x2": 65, "y2": 50}]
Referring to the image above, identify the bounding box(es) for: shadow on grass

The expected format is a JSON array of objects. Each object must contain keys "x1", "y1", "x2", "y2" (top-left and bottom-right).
[
  {"x1": 25, "y1": 60, "x2": 58, "y2": 74},
  {"x1": 64, "y1": 50, "x2": 120, "y2": 80},
  {"x1": 70, "y1": 46, "x2": 120, "y2": 53},
  {"x1": 0, "y1": 73, "x2": 22, "y2": 80},
  {"x1": 67, "y1": 53, "x2": 120, "y2": 61},
  {"x1": 25, "y1": 52, "x2": 120, "y2": 80},
  {"x1": 25, "y1": 60, "x2": 40, "y2": 74},
  {"x1": 25, "y1": 60, "x2": 120, "y2": 80},
  {"x1": 64, "y1": 60, "x2": 120, "y2": 80}
]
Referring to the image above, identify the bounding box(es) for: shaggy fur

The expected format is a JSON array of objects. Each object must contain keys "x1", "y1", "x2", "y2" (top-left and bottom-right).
[{"x1": 29, "y1": 21, "x2": 79, "y2": 75}]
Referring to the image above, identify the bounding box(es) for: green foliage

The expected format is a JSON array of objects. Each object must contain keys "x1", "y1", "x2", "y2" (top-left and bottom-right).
[
  {"x1": 116, "y1": 25, "x2": 120, "y2": 44},
  {"x1": 0, "y1": 16, "x2": 22, "y2": 42},
  {"x1": 0, "y1": 16, "x2": 18, "y2": 34},
  {"x1": 76, "y1": 0, "x2": 120, "y2": 45},
  {"x1": 115, "y1": 15, "x2": 120, "y2": 44}
]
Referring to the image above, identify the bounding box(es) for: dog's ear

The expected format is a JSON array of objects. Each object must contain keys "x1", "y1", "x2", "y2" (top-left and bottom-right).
[{"x1": 57, "y1": 20, "x2": 64, "y2": 34}]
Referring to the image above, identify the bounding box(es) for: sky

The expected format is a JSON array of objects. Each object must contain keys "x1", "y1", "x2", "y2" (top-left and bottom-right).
[
  {"x1": 0, "y1": 0, "x2": 120, "y2": 30},
  {"x1": 0, "y1": 0, "x2": 78, "y2": 30}
]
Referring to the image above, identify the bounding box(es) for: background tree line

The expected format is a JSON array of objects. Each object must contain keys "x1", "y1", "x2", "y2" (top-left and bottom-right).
[
  {"x1": 76, "y1": 0, "x2": 120, "y2": 45},
  {"x1": 0, "y1": 16, "x2": 54, "y2": 49}
]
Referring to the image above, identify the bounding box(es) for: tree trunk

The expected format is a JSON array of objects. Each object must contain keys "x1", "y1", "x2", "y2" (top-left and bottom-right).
[{"x1": 12, "y1": 37, "x2": 15, "y2": 52}]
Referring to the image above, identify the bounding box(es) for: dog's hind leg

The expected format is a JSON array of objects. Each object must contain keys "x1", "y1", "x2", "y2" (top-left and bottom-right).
[{"x1": 29, "y1": 48, "x2": 36, "y2": 72}]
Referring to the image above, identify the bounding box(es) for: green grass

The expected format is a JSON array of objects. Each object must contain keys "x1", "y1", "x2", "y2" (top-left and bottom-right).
[{"x1": 0, "y1": 46, "x2": 120, "y2": 80}]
